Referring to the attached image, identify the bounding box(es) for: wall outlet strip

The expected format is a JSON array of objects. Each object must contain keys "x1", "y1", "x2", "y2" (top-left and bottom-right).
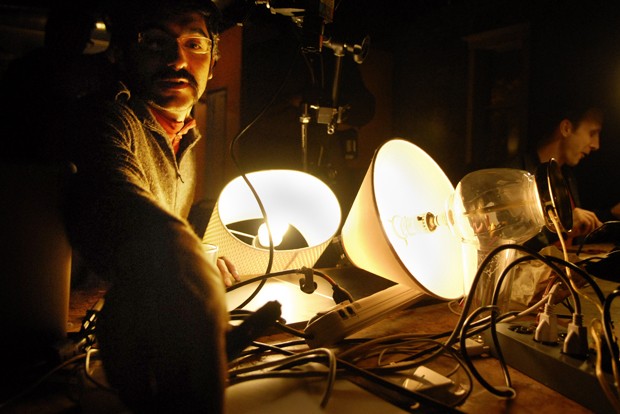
[
  {"x1": 483, "y1": 322, "x2": 616, "y2": 413},
  {"x1": 304, "y1": 284, "x2": 425, "y2": 348}
]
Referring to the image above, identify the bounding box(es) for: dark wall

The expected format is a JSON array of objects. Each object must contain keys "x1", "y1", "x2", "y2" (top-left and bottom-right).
[
  {"x1": 386, "y1": 0, "x2": 620, "y2": 213},
  {"x1": 391, "y1": 4, "x2": 471, "y2": 182},
  {"x1": 528, "y1": 1, "x2": 620, "y2": 215}
]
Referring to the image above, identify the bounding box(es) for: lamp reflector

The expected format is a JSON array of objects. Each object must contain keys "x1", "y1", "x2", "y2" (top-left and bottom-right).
[{"x1": 341, "y1": 139, "x2": 472, "y2": 300}]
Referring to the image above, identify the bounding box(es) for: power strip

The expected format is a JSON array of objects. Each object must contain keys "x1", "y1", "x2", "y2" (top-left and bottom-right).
[
  {"x1": 483, "y1": 322, "x2": 616, "y2": 413},
  {"x1": 304, "y1": 284, "x2": 425, "y2": 348}
]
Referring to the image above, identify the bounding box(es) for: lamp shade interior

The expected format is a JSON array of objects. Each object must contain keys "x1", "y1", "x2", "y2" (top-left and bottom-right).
[
  {"x1": 341, "y1": 138, "x2": 473, "y2": 300},
  {"x1": 204, "y1": 170, "x2": 341, "y2": 276}
]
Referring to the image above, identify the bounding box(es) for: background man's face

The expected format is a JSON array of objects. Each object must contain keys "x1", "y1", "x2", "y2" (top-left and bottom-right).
[{"x1": 562, "y1": 111, "x2": 602, "y2": 166}]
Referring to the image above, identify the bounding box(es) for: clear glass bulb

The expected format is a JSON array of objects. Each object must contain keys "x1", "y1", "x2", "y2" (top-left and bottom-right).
[
  {"x1": 256, "y1": 221, "x2": 289, "y2": 248},
  {"x1": 447, "y1": 168, "x2": 547, "y2": 252},
  {"x1": 390, "y1": 168, "x2": 547, "y2": 252}
]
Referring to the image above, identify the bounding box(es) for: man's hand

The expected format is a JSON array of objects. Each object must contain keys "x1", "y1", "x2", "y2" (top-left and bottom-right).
[
  {"x1": 217, "y1": 256, "x2": 240, "y2": 287},
  {"x1": 571, "y1": 207, "x2": 603, "y2": 237}
]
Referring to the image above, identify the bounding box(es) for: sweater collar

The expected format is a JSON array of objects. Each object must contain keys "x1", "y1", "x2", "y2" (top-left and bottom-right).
[{"x1": 148, "y1": 106, "x2": 197, "y2": 153}]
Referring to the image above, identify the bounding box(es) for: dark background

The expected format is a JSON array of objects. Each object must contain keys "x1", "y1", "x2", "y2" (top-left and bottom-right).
[
  {"x1": 236, "y1": 0, "x2": 620, "y2": 217},
  {"x1": 2, "y1": 0, "x2": 619, "y2": 217}
]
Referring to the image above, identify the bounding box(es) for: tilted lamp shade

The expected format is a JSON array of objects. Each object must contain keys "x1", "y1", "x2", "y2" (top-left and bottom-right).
[
  {"x1": 203, "y1": 170, "x2": 341, "y2": 276},
  {"x1": 341, "y1": 139, "x2": 473, "y2": 300}
]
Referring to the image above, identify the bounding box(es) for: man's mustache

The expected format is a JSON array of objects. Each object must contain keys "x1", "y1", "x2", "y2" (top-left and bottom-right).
[{"x1": 153, "y1": 69, "x2": 197, "y2": 88}]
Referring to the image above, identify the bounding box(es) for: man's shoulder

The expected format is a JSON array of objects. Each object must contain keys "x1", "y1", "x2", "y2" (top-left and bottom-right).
[
  {"x1": 78, "y1": 81, "x2": 129, "y2": 104},
  {"x1": 72, "y1": 82, "x2": 137, "y2": 121}
]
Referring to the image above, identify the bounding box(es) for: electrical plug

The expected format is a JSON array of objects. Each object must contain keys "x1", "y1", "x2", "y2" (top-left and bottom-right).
[
  {"x1": 534, "y1": 303, "x2": 558, "y2": 345},
  {"x1": 453, "y1": 337, "x2": 490, "y2": 357},
  {"x1": 299, "y1": 267, "x2": 317, "y2": 294},
  {"x1": 226, "y1": 301, "x2": 282, "y2": 361},
  {"x1": 562, "y1": 313, "x2": 588, "y2": 359},
  {"x1": 331, "y1": 284, "x2": 354, "y2": 304}
]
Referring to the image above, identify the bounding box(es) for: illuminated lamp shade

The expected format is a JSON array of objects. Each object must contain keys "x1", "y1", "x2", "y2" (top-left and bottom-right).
[
  {"x1": 341, "y1": 138, "x2": 471, "y2": 300},
  {"x1": 203, "y1": 170, "x2": 342, "y2": 276}
]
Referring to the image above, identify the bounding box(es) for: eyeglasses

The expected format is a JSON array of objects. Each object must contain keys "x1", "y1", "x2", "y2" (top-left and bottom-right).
[{"x1": 137, "y1": 29, "x2": 213, "y2": 55}]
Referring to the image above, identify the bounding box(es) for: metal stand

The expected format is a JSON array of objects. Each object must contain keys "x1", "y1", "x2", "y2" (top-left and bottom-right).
[{"x1": 298, "y1": 35, "x2": 370, "y2": 171}]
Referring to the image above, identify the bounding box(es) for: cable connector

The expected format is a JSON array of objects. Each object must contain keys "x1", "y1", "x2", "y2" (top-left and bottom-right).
[
  {"x1": 331, "y1": 284, "x2": 353, "y2": 304},
  {"x1": 534, "y1": 303, "x2": 559, "y2": 345},
  {"x1": 453, "y1": 337, "x2": 490, "y2": 357},
  {"x1": 226, "y1": 301, "x2": 282, "y2": 361},
  {"x1": 562, "y1": 313, "x2": 588, "y2": 359},
  {"x1": 299, "y1": 267, "x2": 317, "y2": 294}
]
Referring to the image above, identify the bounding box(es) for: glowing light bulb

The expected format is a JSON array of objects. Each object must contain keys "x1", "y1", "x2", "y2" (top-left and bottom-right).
[
  {"x1": 257, "y1": 221, "x2": 289, "y2": 248},
  {"x1": 390, "y1": 211, "x2": 449, "y2": 242}
]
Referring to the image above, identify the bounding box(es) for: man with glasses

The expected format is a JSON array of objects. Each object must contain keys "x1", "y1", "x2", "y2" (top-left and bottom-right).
[{"x1": 56, "y1": 0, "x2": 236, "y2": 412}]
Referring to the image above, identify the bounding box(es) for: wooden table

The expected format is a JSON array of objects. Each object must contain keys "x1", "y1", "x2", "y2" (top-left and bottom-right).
[
  {"x1": 346, "y1": 300, "x2": 595, "y2": 414},
  {"x1": 2, "y1": 268, "x2": 607, "y2": 413}
]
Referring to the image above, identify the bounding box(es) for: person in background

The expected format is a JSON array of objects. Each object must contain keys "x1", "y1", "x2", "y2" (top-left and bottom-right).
[
  {"x1": 45, "y1": 0, "x2": 237, "y2": 411},
  {"x1": 506, "y1": 100, "x2": 604, "y2": 248}
]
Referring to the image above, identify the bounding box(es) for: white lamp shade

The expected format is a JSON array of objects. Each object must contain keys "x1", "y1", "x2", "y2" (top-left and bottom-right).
[
  {"x1": 341, "y1": 139, "x2": 473, "y2": 300},
  {"x1": 204, "y1": 170, "x2": 341, "y2": 276}
]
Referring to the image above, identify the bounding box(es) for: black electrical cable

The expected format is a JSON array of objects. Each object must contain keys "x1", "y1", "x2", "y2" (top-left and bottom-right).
[
  {"x1": 459, "y1": 305, "x2": 515, "y2": 398},
  {"x1": 453, "y1": 243, "x2": 582, "y2": 348},
  {"x1": 274, "y1": 321, "x2": 311, "y2": 338},
  {"x1": 386, "y1": 245, "x2": 570, "y2": 372},
  {"x1": 543, "y1": 254, "x2": 607, "y2": 305},
  {"x1": 227, "y1": 267, "x2": 353, "y2": 308},
  {"x1": 603, "y1": 287, "x2": 620, "y2": 365},
  {"x1": 365, "y1": 337, "x2": 475, "y2": 405},
  {"x1": 225, "y1": 28, "x2": 302, "y2": 310},
  {"x1": 488, "y1": 251, "x2": 584, "y2": 316},
  {"x1": 336, "y1": 358, "x2": 462, "y2": 413},
  {"x1": 394, "y1": 243, "x2": 576, "y2": 397},
  {"x1": 576, "y1": 220, "x2": 620, "y2": 256}
]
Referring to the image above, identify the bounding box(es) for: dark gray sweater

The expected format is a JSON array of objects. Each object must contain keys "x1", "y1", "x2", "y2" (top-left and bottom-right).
[{"x1": 64, "y1": 82, "x2": 201, "y2": 274}]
